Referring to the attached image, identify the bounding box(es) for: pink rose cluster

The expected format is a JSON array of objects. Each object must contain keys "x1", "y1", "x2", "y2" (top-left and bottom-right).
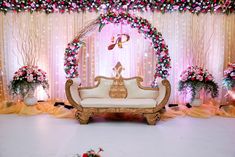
[
  {"x1": 224, "y1": 63, "x2": 235, "y2": 80},
  {"x1": 180, "y1": 66, "x2": 214, "y2": 82},
  {"x1": 13, "y1": 65, "x2": 48, "y2": 84},
  {"x1": 1, "y1": 0, "x2": 234, "y2": 15},
  {"x1": 64, "y1": 40, "x2": 82, "y2": 78}
]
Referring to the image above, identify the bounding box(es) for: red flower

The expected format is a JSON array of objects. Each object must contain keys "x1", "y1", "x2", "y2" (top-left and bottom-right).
[
  {"x1": 73, "y1": 39, "x2": 79, "y2": 43},
  {"x1": 82, "y1": 153, "x2": 88, "y2": 157},
  {"x1": 191, "y1": 77, "x2": 195, "y2": 81}
]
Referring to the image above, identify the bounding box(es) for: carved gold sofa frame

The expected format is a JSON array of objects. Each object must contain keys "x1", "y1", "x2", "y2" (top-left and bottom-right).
[{"x1": 65, "y1": 76, "x2": 171, "y2": 125}]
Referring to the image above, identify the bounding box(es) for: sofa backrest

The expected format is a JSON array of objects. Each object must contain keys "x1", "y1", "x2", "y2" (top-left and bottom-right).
[
  {"x1": 79, "y1": 76, "x2": 159, "y2": 100},
  {"x1": 124, "y1": 79, "x2": 159, "y2": 99},
  {"x1": 79, "y1": 78, "x2": 113, "y2": 99}
]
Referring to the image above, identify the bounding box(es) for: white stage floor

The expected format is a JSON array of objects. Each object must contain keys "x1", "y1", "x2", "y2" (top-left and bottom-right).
[{"x1": 0, "y1": 115, "x2": 235, "y2": 157}]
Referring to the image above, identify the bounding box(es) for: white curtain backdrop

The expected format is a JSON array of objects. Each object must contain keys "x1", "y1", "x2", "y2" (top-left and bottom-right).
[{"x1": 0, "y1": 12, "x2": 234, "y2": 104}]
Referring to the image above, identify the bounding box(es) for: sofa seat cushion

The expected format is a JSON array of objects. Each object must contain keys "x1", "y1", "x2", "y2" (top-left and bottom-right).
[{"x1": 80, "y1": 98, "x2": 157, "y2": 108}]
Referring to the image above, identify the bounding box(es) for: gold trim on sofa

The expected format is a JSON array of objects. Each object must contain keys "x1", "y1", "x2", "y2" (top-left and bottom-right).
[{"x1": 65, "y1": 76, "x2": 171, "y2": 125}]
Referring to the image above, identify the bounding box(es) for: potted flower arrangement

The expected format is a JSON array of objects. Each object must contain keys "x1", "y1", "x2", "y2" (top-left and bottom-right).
[
  {"x1": 9, "y1": 65, "x2": 49, "y2": 105},
  {"x1": 74, "y1": 148, "x2": 103, "y2": 157},
  {"x1": 223, "y1": 63, "x2": 235, "y2": 90},
  {"x1": 222, "y1": 63, "x2": 235, "y2": 100},
  {"x1": 178, "y1": 66, "x2": 219, "y2": 106}
]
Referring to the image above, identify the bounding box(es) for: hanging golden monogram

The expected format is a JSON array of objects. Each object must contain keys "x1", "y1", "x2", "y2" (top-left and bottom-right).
[{"x1": 108, "y1": 34, "x2": 130, "y2": 50}]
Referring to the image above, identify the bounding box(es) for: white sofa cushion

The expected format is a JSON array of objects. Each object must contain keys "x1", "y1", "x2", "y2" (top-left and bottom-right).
[
  {"x1": 79, "y1": 78, "x2": 113, "y2": 99},
  {"x1": 124, "y1": 79, "x2": 158, "y2": 99},
  {"x1": 81, "y1": 98, "x2": 157, "y2": 108}
]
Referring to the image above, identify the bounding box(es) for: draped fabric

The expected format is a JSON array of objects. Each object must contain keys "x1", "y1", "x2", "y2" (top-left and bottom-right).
[
  {"x1": 0, "y1": 12, "x2": 234, "y2": 104},
  {"x1": 0, "y1": 100, "x2": 235, "y2": 119}
]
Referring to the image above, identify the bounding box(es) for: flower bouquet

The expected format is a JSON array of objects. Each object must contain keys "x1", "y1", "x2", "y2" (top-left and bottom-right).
[
  {"x1": 9, "y1": 65, "x2": 49, "y2": 103},
  {"x1": 178, "y1": 66, "x2": 218, "y2": 104},
  {"x1": 223, "y1": 63, "x2": 235, "y2": 90},
  {"x1": 78, "y1": 148, "x2": 103, "y2": 157},
  {"x1": 223, "y1": 63, "x2": 235, "y2": 100}
]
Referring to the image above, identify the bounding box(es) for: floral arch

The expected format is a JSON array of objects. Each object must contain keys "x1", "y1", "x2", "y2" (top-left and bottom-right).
[{"x1": 64, "y1": 12, "x2": 171, "y2": 85}]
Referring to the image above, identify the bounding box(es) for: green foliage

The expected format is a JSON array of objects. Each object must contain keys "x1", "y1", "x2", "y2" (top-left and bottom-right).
[
  {"x1": 178, "y1": 80, "x2": 219, "y2": 101},
  {"x1": 223, "y1": 78, "x2": 235, "y2": 90}
]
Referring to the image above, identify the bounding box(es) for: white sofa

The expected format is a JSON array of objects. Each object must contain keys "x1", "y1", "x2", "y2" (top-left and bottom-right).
[{"x1": 65, "y1": 76, "x2": 171, "y2": 125}]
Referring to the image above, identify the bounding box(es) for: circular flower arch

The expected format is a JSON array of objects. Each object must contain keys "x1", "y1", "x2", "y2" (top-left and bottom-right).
[{"x1": 64, "y1": 12, "x2": 171, "y2": 84}]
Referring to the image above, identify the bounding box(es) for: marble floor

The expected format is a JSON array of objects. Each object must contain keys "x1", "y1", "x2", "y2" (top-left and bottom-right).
[{"x1": 0, "y1": 114, "x2": 235, "y2": 157}]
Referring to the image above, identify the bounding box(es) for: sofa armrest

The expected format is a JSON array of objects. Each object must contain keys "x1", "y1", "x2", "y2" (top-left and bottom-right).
[
  {"x1": 155, "y1": 79, "x2": 171, "y2": 110},
  {"x1": 65, "y1": 78, "x2": 83, "y2": 111}
]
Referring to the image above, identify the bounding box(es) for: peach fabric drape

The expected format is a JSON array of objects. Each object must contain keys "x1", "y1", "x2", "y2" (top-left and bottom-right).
[
  {"x1": 0, "y1": 12, "x2": 234, "y2": 104},
  {"x1": 0, "y1": 100, "x2": 235, "y2": 119}
]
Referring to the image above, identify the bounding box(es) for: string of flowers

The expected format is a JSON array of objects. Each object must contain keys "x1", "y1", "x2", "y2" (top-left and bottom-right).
[
  {"x1": 0, "y1": 0, "x2": 234, "y2": 14},
  {"x1": 223, "y1": 62, "x2": 235, "y2": 90},
  {"x1": 178, "y1": 66, "x2": 219, "y2": 101},
  {"x1": 64, "y1": 11, "x2": 171, "y2": 80},
  {"x1": 64, "y1": 40, "x2": 84, "y2": 78},
  {"x1": 9, "y1": 65, "x2": 49, "y2": 98}
]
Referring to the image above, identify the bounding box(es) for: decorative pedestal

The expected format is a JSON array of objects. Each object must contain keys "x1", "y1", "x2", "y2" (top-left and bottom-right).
[
  {"x1": 191, "y1": 92, "x2": 202, "y2": 106},
  {"x1": 24, "y1": 90, "x2": 37, "y2": 106}
]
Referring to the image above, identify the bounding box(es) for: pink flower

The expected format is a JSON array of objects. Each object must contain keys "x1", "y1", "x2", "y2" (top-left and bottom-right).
[
  {"x1": 181, "y1": 73, "x2": 188, "y2": 82},
  {"x1": 206, "y1": 75, "x2": 213, "y2": 81},
  {"x1": 195, "y1": 69, "x2": 202, "y2": 75},
  {"x1": 70, "y1": 68, "x2": 74, "y2": 73},
  {"x1": 230, "y1": 72, "x2": 235, "y2": 77},
  {"x1": 27, "y1": 68, "x2": 33, "y2": 74},
  {"x1": 196, "y1": 75, "x2": 203, "y2": 81},
  {"x1": 72, "y1": 3, "x2": 77, "y2": 8},
  {"x1": 38, "y1": 76, "x2": 44, "y2": 82},
  {"x1": 26, "y1": 74, "x2": 34, "y2": 82},
  {"x1": 3, "y1": 1, "x2": 11, "y2": 7}
]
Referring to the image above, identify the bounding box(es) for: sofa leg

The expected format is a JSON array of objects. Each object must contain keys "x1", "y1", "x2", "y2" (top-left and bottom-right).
[
  {"x1": 144, "y1": 112, "x2": 161, "y2": 125},
  {"x1": 75, "y1": 110, "x2": 92, "y2": 124}
]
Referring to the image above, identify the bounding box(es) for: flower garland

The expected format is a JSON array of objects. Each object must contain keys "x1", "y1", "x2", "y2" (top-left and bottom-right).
[
  {"x1": 9, "y1": 65, "x2": 49, "y2": 97},
  {"x1": 64, "y1": 40, "x2": 84, "y2": 78},
  {"x1": 0, "y1": 0, "x2": 234, "y2": 14},
  {"x1": 64, "y1": 11, "x2": 171, "y2": 80},
  {"x1": 223, "y1": 62, "x2": 235, "y2": 90},
  {"x1": 178, "y1": 66, "x2": 219, "y2": 101}
]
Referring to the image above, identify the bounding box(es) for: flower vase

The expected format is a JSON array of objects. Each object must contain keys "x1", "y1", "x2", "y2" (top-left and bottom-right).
[
  {"x1": 24, "y1": 89, "x2": 38, "y2": 106},
  {"x1": 191, "y1": 91, "x2": 202, "y2": 106}
]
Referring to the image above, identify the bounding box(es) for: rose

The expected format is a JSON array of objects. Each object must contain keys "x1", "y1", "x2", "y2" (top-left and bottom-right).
[
  {"x1": 230, "y1": 72, "x2": 235, "y2": 78},
  {"x1": 205, "y1": 74, "x2": 213, "y2": 81},
  {"x1": 181, "y1": 73, "x2": 188, "y2": 82},
  {"x1": 26, "y1": 74, "x2": 34, "y2": 82},
  {"x1": 27, "y1": 68, "x2": 34, "y2": 74},
  {"x1": 38, "y1": 76, "x2": 44, "y2": 82},
  {"x1": 82, "y1": 153, "x2": 88, "y2": 157},
  {"x1": 207, "y1": 74, "x2": 213, "y2": 81},
  {"x1": 195, "y1": 68, "x2": 202, "y2": 75},
  {"x1": 196, "y1": 75, "x2": 203, "y2": 81}
]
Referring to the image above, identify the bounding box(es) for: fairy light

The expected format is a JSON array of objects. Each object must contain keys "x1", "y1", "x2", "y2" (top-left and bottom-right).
[
  {"x1": 0, "y1": 17, "x2": 3, "y2": 100},
  {"x1": 136, "y1": 36, "x2": 141, "y2": 75},
  {"x1": 54, "y1": 15, "x2": 59, "y2": 99},
  {"x1": 91, "y1": 37, "x2": 95, "y2": 86},
  {"x1": 227, "y1": 18, "x2": 231, "y2": 63},
  {"x1": 0, "y1": 69, "x2": 3, "y2": 101}
]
